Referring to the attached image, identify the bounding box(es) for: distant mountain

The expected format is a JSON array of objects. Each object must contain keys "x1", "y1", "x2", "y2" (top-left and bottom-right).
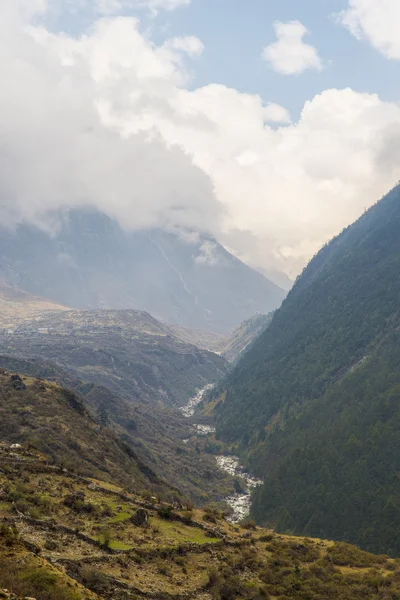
[
  {"x1": 262, "y1": 268, "x2": 293, "y2": 292},
  {"x1": 0, "y1": 210, "x2": 285, "y2": 333},
  {"x1": 214, "y1": 183, "x2": 400, "y2": 555},
  {"x1": 216, "y1": 313, "x2": 273, "y2": 363},
  {"x1": 0, "y1": 282, "x2": 68, "y2": 327},
  {"x1": 168, "y1": 313, "x2": 273, "y2": 363},
  {"x1": 0, "y1": 308, "x2": 227, "y2": 408}
]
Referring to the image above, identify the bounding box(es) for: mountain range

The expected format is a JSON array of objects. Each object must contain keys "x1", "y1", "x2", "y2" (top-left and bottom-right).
[{"x1": 0, "y1": 210, "x2": 285, "y2": 333}]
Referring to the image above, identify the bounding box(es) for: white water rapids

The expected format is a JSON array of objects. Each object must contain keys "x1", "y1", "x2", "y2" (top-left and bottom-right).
[
  {"x1": 179, "y1": 384, "x2": 214, "y2": 417},
  {"x1": 180, "y1": 385, "x2": 263, "y2": 523}
]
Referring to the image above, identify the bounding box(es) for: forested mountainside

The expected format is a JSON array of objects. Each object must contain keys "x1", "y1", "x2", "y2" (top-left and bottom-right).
[
  {"x1": 0, "y1": 309, "x2": 227, "y2": 408},
  {"x1": 0, "y1": 357, "x2": 234, "y2": 504},
  {"x1": 214, "y1": 183, "x2": 400, "y2": 555},
  {"x1": 0, "y1": 210, "x2": 285, "y2": 333}
]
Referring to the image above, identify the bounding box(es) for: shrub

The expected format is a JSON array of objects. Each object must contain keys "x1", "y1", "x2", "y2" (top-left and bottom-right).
[
  {"x1": 157, "y1": 505, "x2": 174, "y2": 520},
  {"x1": 242, "y1": 520, "x2": 257, "y2": 531},
  {"x1": 0, "y1": 558, "x2": 81, "y2": 600},
  {"x1": 80, "y1": 567, "x2": 108, "y2": 591}
]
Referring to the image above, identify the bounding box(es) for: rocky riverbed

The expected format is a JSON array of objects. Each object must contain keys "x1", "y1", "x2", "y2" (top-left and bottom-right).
[
  {"x1": 179, "y1": 384, "x2": 214, "y2": 417},
  {"x1": 215, "y1": 456, "x2": 263, "y2": 523},
  {"x1": 180, "y1": 386, "x2": 263, "y2": 523}
]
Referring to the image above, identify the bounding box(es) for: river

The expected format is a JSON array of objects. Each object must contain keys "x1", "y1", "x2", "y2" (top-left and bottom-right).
[
  {"x1": 180, "y1": 385, "x2": 263, "y2": 523},
  {"x1": 179, "y1": 383, "x2": 215, "y2": 417}
]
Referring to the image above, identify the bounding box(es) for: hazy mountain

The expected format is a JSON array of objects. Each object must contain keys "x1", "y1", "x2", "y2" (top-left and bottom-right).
[
  {"x1": 215, "y1": 313, "x2": 273, "y2": 363},
  {"x1": 167, "y1": 312, "x2": 272, "y2": 362},
  {"x1": 262, "y1": 268, "x2": 294, "y2": 292},
  {"x1": 214, "y1": 183, "x2": 400, "y2": 554},
  {"x1": 0, "y1": 210, "x2": 286, "y2": 333}
]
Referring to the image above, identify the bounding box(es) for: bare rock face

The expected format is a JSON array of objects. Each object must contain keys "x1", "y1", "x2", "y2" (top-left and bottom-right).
[{"x1": 130, "y1": 508, "x2": 149, "y2": 527}]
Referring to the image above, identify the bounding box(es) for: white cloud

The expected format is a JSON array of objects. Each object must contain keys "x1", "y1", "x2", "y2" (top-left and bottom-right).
[
  {"x1": 340, "y1": 0, "x2": 400, "y2": 59},
  {"x1": 0, "y1": 7, "x2": 221, "y2": 235},
  {"x1": 262, "y1": 21, "x2": 323, "y2": 75},
  {"x1": 195, "y1": 241, "x2": 220, "y2": 266},
  {"x1": 164, "y1": 36, "x2": 204, "y2": 58},
  {"x1": 1, "y1": 1, "x2": 400, "y2": 279},
  {"x1": 96, "y1": 0, "x2": 191, "y2": 15}
]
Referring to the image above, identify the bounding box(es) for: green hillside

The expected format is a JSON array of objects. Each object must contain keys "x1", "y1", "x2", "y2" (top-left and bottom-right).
[
  {"x1": 2, "y1": 442, "x2": 400, "y2": 600},
  {"x1": 215, "y1": 183, "x2": 400, "y2": 554}
]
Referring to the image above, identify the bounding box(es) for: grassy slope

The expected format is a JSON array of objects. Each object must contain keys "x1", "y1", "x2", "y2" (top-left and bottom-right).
[
  {"x1": 0, "y1": 370, "x2": 160, "y2": 493},
  {"x1": 2, "y1": 445, "x2": 400, "y2": 600}
]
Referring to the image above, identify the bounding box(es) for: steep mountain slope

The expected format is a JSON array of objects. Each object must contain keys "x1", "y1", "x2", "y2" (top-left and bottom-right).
[
  {"x1": 0, "y1": 309, "x2": 227, "y2": 407},
  {"x1": 2, "y1": 444, "x2": 400, "y2": 600},
  {"x1": 0, "y1": 357, "x2": 235, "y2": 504},
  {"x1": 0, "y1": 282, "x2": 68, "y2": 327},
  {"x1": 215, "y1": 183, "x2": 400, "y2": 554},
  {"x1": 0, "y1": 210, "x2": 285, "y2": 333},
  {"x1": 0, "y1": 369, "x2": 161, "y2": 493}
]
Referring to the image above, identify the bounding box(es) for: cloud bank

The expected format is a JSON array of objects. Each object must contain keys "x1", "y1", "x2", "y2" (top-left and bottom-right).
[
  {"x1": 1, "y1": 0, "x2": 400, "y2": 278},
  {"x1": 341, "y1": 0, "x2": 400, "y2": 59}
]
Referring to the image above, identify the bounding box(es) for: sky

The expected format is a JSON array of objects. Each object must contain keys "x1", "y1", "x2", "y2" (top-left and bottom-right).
[{"x1": 1, "y1": 0, "x2": 400, "y2": 279}]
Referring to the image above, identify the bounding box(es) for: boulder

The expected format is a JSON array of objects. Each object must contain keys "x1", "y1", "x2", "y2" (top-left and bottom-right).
[
  {"x1": 131, "y1": 508, "x2": 149, "y2": 527},
  {"x1": 11, "y1": 376, "x2": 26, "y2": 391}
]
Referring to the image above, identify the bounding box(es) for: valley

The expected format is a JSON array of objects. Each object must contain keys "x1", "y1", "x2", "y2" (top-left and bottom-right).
[
  {"x1": 1, "y1": 2, "x2": 397, "y2": 597},
  {"x1": 179, "y1": 386, "x2": 262, "y2": 524},
  {"x1": 1, "y1": 186, "x2": 400, "y2": 596}
]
